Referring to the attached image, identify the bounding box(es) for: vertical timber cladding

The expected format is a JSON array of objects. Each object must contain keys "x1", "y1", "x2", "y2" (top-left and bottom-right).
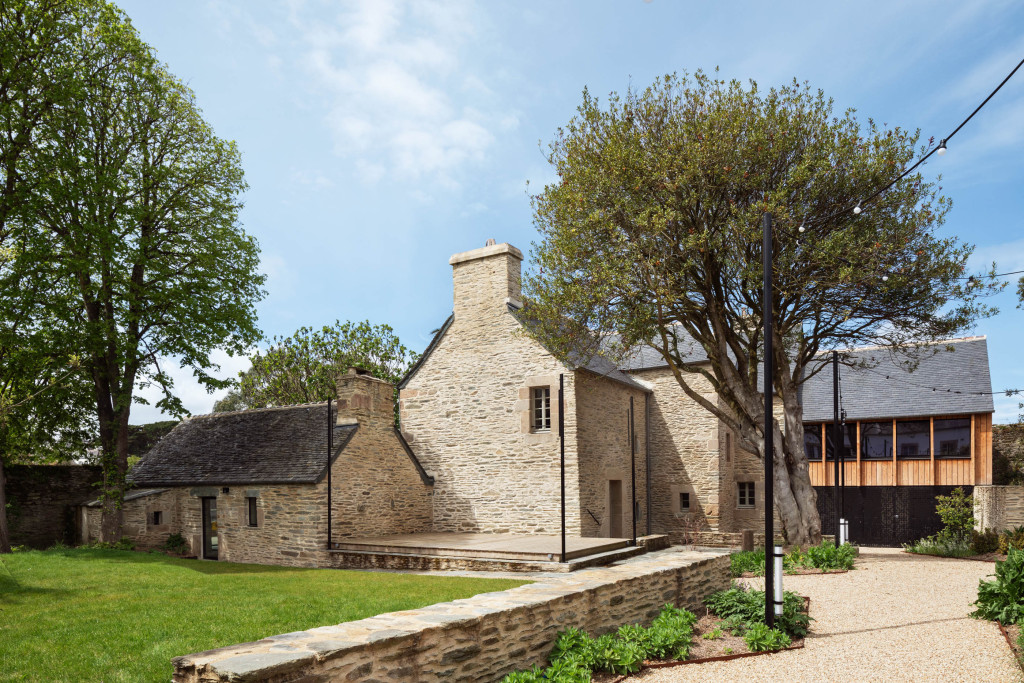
[{"x1": 815, "y1": 485, "x2": 973, "y2": 546}]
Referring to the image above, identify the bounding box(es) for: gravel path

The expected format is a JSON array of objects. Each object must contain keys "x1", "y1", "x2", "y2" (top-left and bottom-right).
[{"x1": 628, "y1": 548, "x2": 1021, "y2": 683}]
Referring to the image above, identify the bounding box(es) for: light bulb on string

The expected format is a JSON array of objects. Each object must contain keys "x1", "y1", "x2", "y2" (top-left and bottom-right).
[
  {"x1": 798, "y1": 225, "x2": 806, "y2": 233},
  {"x1": 853, "y1": 203, "x2": 862, "y2": 215},
  {"x1": 936, "y1": 139, "x2": 947, "y2": 156}
]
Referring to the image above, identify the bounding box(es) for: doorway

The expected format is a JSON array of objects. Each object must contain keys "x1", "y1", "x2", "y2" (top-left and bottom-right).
[
  {"x1": 609, "y1": 480, "x2": 623, "y2": 538},
  {"x1": 201, "y1": 497, "x2": 218, "y2": 560}
]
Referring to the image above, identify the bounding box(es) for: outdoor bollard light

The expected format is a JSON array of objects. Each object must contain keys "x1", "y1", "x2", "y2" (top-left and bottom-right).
[
  {"x1": 840, "y1": 518, "x2": 850, "y2": 545},
  {"x1": 773, "y1": 545, "x2": 784, "y2": 616}
]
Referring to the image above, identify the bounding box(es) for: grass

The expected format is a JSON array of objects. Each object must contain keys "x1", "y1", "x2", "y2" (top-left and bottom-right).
[{"x1": 0, "y1": 548, "x2": 528, "y2": 682}]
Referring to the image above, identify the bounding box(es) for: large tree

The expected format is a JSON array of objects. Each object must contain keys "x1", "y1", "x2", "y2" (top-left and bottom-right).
[
  {"x1": 524, "y1": 72, "x2": 996, "y2": 544},
  {"x1": 19, "y1": 18, "x2": 264, "y2": 541},
  {"x1": 220, "y1": 320, "x2": 416, "y2": 410},
  {"x1": 0, "y1": 0, "x2": 143, "y2": 552}
]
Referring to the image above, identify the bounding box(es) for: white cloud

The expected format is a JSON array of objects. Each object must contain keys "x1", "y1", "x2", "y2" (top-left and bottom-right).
[
  {"x1": 288, "y1": 0, "x2": 505, "y2": 187},
  {"x1": 131, "y1": 350, "x2": 253, "y2": 424}
]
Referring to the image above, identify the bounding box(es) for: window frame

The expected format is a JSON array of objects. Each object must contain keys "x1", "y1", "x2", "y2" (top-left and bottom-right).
[
  {"x1": 530, "y1": 386, "x2": 552, "y2": 432},
  {"x1": 679, "y1": 491, "x2": 690, "y2": 512},
  {"x1": 933, "y1": 417, "x2": 971, "y2": 460},
  {"x1": 737, "y1": 482, "x2": 755, "y2": 509},
  {"x1": 803, "y1": 423, "x2": 823, "y2": 461},
  {"x1": 151, "y1": 510, "x2": 162, "y2": 526},
  {"x1": 896, "y1": 419, "x2": 932, "y2": 460},
  {"x1": 247, "y1": 496, "x2": 258, "y2": 527}
]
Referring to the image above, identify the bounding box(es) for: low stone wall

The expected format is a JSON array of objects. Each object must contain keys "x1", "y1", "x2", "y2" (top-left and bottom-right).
[
  {"x1": 975, "y1": 485, "x2": 1024, "y2": 532},
  {"x1": 172, "y1": 547, "x2": 731, "y2": 682},
  {"x1": 5, "y1": 465, "x2": 102, "y2": 548}
]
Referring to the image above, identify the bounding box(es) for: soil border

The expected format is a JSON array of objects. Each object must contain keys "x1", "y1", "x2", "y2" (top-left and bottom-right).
[{"x1": 997, "y1": 621, "x2": 1024, "y2": 673}]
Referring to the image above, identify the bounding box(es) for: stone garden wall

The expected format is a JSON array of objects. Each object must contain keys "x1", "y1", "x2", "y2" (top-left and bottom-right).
[
  {"x1": 974, "y1": 485, "x2": 1024, "y2": 532},
  {"x1": 171, "y1": 547, "x2": 731, "y2": 683},
  {"x1": 5, "y1": 465, "x2": 102, "y2": 548}
]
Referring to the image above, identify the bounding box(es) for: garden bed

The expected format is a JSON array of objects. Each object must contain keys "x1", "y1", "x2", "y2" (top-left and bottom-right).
[
  {"x1": 738, "y1": 568, "x2": 848, "y2": 578},
  {"x1": 586, "y1": 598, "x2": 809, "y2": 682},
  {"x1": 999, "y1": 622, "x2": 1023, "y2": 670}
]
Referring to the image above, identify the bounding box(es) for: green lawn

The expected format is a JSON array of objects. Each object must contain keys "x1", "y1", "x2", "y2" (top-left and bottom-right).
[{"x1": 0, "y1": 548, "x2": 528, "y2": 682}]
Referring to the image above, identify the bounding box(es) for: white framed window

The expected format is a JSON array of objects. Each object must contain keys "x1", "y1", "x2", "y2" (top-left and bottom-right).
[
  {"x1": 737, "y1": 482, "x2": 755, "y2": 509},
  {"x1": 531, "y1": 386, "x2": 551, "y2": 432}
]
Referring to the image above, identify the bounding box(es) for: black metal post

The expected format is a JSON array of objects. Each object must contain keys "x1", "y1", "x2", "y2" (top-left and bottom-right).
[
  {"x1": 630, "y1": 396, "x2": 637, "y2": 546},
  {"x1": 327, "y1": 397, "x2": 333, "y2": 550},
  {"x1": 559, "y1": 374, "x2": 566, "y2": 563},
  {"x1": 762, "y1": 212, "x2": 775, "y2": 629},
  {"x1": 840, "y1": 408, "x2": 847, "y2": 530},
  {"x1": 645, "y1": 394, "x2": 652, "y2": 536},
  {"x1": 833, "y1": 351, "x2": 841, "y2": 542}
]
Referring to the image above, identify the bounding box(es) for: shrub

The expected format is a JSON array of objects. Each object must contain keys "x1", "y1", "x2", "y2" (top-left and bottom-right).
[
  {"x1": 162, "y1": 533, "x2": 189, "y2": 555},
  {"x1": 730, "y1": 549, "x2": 765, "y2": 576},
  {"x1": 591, "y1": 633, "x2": 645, "y2": 675},
  {"x1": 972, "y1": 529, "x2": 1001, "y2": 555},
  {"x1": 501, "y1": 666, "x2": 545, "y2": 683},
  {"x1": 705, "y1": 584, "x2": 810, "y2": 638},
  {"x1": 1000, "y1": 526, "x2": 1024, "y2": 555},
  {"x1": 973, "y1": 548, "x2": 1024, "y2": 624},
  {"x1": 904, "y1": 534, "x2": 973, "y2": 558},
  {"x1": 805, "y1": 540, "x2": 856, "y2": 570},
  {"x1": 646, "y1": 604, "x2": 696, "y2": 659},
  {"x1": 935, "y1": 487, "x2": 975, "y2": 542},
  {"x1": 743, "y1": 622, "x2": 792, "y2": 651},
  {"x1": 82, "y1": 537, "x2": 136, "y2": 551},
  {"x1": 542, "y1": 659, "x2": 591, "y2": 683}
]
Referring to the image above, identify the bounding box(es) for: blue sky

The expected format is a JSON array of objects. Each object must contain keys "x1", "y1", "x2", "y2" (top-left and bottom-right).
[{"x1": 119, "y1": 0, "x2": 1024, "y2": 424}]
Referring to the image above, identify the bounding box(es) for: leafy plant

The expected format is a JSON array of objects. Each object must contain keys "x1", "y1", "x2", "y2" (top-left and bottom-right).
[
  {"x1": 723, "y1": 646, "x2": 734, "y2": 655},
  {"x1": 501, "y1": 666, "x2": 546, "y2": 683},
  {"x1": 973, "y1": 548, "x2": 1024, "y2": 624},
  {"x1": 904, "y1": 534, "x2": 973, "y2": 558},
  {"x1": 591, "y1": 633, "x2": 645, "y2": 675},
  {"x1": 935, "y1": 487, "x2": 975, "y2": 542},
  {"x1": 162, "y1": 533, "x2": 189, "y2": 555},
  {"x1": 542, "y1": 659, "x2": 591, "y2": 683},
  {"x1": 701, "y1": 627, "x2": 723, "y2": 640},
  {"x1": 730, "y1": 549, "x2": 765, "y2": 576},
  {"x1": 705, "y1": 584, "x2": 810, "y2": 638},
  {"x1": 972, "y1": 529, "x2": 1001, "y2": 555},
  {"x1": 646, "y1": 604, "x2": 696, "y2": 659},
  {"x1": 1000, "y1": 526, "x2": 1024, "y2": 555},
  {"x1": 743, "y1": 622, "x2": 792, "y2": 652},
  {"x1": 805, "y1": 540, "x2": 856, "y2": 570}
]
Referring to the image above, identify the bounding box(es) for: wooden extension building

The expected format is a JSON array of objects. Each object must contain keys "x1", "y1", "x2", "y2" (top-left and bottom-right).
[{"x1": 800, "y1": 337, "x2": 994, "y2": 545}]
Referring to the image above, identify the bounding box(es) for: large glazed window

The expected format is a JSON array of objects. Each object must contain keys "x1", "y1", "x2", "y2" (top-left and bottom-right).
[
  {"x1": 825, "y1": 423, "x2": 857, "y2": 460},
  {"x1": 803, "y1": 424, "x2": 823, "y2": 460},
  {"x1": 531, "y1": 386, "x2": 551, "y2": 432},
  {"x1": 897, "y1": 420, "x2": 931, "y2": 459},
  {"x1": 934, "y1": 417, "x2": 971, "y2": 459},
  {"x1": 860, "y1": 421, "x2": 893, "y2": 460}
]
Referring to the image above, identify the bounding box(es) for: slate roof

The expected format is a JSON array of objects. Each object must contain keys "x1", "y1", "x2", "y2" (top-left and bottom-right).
[
  {"x1": 128, "y1": 403, "x2": 356, "y2": 487},
  {"x1": 799, "y1": 337, "x2": 994, "y2": 421},
  {"x1": 83, "y1": 488, "x2": 168, "y2": 508}
]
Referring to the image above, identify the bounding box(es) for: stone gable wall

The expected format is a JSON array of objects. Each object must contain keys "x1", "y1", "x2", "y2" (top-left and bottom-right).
[
  {"x1": 401, "y1": 307, "x2": 582, "y2": 534},
  {"x1": 4, "y1": 465, "x2": 102, "y2": 548},
  {"x1": 574, "y1": 371, "x2": 648, "y2": 538},
  {"x1": 632, "y1": 367, "x2": 723, "y2": 539}
]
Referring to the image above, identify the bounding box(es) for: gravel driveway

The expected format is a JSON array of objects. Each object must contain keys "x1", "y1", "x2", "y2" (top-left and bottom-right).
[{"x1": 628, "y1": 547, "x2": 1021, "y2": 683}]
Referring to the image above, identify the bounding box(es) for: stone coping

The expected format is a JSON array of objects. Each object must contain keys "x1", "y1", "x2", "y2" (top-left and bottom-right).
[{"x1": 172, "y1": 546, "x2": 730, "y2": 682}]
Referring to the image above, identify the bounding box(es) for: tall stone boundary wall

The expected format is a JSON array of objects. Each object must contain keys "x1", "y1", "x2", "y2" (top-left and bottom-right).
[
  {"x1": 5, "y1": 465, "x2": 102, "y2": 548},
  {"x1": 993, "y1": 424, "x2": 1024, "y2": 485},
  {"x1": 975, "y1": 485, "x2": 1024, "y2": 532},
  {"x1": 172, "y1": 548, "x2": 731, "y2": 683}
]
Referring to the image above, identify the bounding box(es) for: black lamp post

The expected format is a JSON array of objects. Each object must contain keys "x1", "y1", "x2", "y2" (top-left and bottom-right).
[{"x1": 762, "y1": 212, "x2": 776, "y2": 628}]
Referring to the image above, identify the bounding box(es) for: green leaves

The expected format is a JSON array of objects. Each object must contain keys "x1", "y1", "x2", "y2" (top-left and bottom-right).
[
  {"x1": 973, "y1": 548, "x2": 1024, "y2": 624},
  {"x1": 236, "y1": 320, "x2": 417, "y2": 408}
]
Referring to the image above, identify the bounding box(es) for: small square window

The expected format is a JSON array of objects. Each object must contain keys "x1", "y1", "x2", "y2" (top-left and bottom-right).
[
  {"x1": 737, "y1": 482, "x2": 755, "y2": 509},
  {"x1": 531, "y1": 387, "x2": 551, "y2": 432},
  {"x1": 679, "y1": 492, "x2": 690, "y2": 511},
  {"x1": 151, "y1": 511, "x2": 162, "y2": 526},
  {"x1": 247, "y1": 497, "x2": 258, "y2": 527}
]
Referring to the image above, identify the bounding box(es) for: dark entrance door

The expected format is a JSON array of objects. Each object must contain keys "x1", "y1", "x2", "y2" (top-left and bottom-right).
[
  {"x1": 814, "y1": 486, "x2": 971, "y2": 546},
  {"x1": 201, "y1": 497, "x2": 218, "y2": 560}
]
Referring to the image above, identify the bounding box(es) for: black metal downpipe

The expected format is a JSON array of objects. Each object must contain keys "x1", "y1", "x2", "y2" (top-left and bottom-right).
[
  {"x1": 630, "y1": 396, "x2": 636, "y2": 546},
  {"x1": 559, "y1": 374, "x2": 566, "y2": 563},
  {"x1": 327, "y1": 397, "x2": 333, "y2": 550}
]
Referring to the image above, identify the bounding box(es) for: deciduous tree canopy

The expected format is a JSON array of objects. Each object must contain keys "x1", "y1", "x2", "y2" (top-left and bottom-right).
[{"x1": 524, "y1": 72, "x2": 996, "y2": 544}]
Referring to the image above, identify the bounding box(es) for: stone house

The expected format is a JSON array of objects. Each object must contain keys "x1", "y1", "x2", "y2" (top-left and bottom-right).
[
  {"x1": 401, "y1": 241, "x2": 996, "y2": 546},
  {"x1": 80, "y1": 369, "x2": 434, "y2": 566}
]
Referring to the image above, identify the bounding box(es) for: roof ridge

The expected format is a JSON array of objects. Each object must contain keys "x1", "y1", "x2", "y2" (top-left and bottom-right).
[
  {"x1": 193, "y1": 400, "x2": 331, "y2": 420},
  {"x1": 818, "y1": 335, "x2": 987, "y2": 356}
]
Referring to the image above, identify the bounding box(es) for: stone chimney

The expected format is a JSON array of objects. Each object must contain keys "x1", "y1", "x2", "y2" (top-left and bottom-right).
[
  {"x1": 335, "y1": 368, "x2": 394, "y2": 427},
  {"x1": 449, "y1": 240, "x2": 523, "y2": 320}
]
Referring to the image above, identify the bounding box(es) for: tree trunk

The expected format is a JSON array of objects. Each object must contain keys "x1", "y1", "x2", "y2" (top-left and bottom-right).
[{"x1": 0, "y1": 456, "x2": 10, "y2": 553}]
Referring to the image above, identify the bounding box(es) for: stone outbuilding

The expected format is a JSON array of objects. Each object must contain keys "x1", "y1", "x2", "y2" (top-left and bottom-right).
[{"x1": 80, "y1": 370, "x2": 434, "y2": 566}]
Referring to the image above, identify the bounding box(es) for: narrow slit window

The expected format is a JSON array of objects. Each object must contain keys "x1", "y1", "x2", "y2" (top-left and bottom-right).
[
  {"x1": 247, "y1": 497, "x2": 258, "y2": 527},
  {"x1": 737, "y1": 482, "x2": 755, "y2": 509},
  {"x1": 151, "y1": 511, "x2": 162, "y2": 526},
  {"x1": 679, "y1": 492, "x2": 690, "y2": 511},
  {"x1": 531, "y1": 387, "x2": 551, "y2": 432}
]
